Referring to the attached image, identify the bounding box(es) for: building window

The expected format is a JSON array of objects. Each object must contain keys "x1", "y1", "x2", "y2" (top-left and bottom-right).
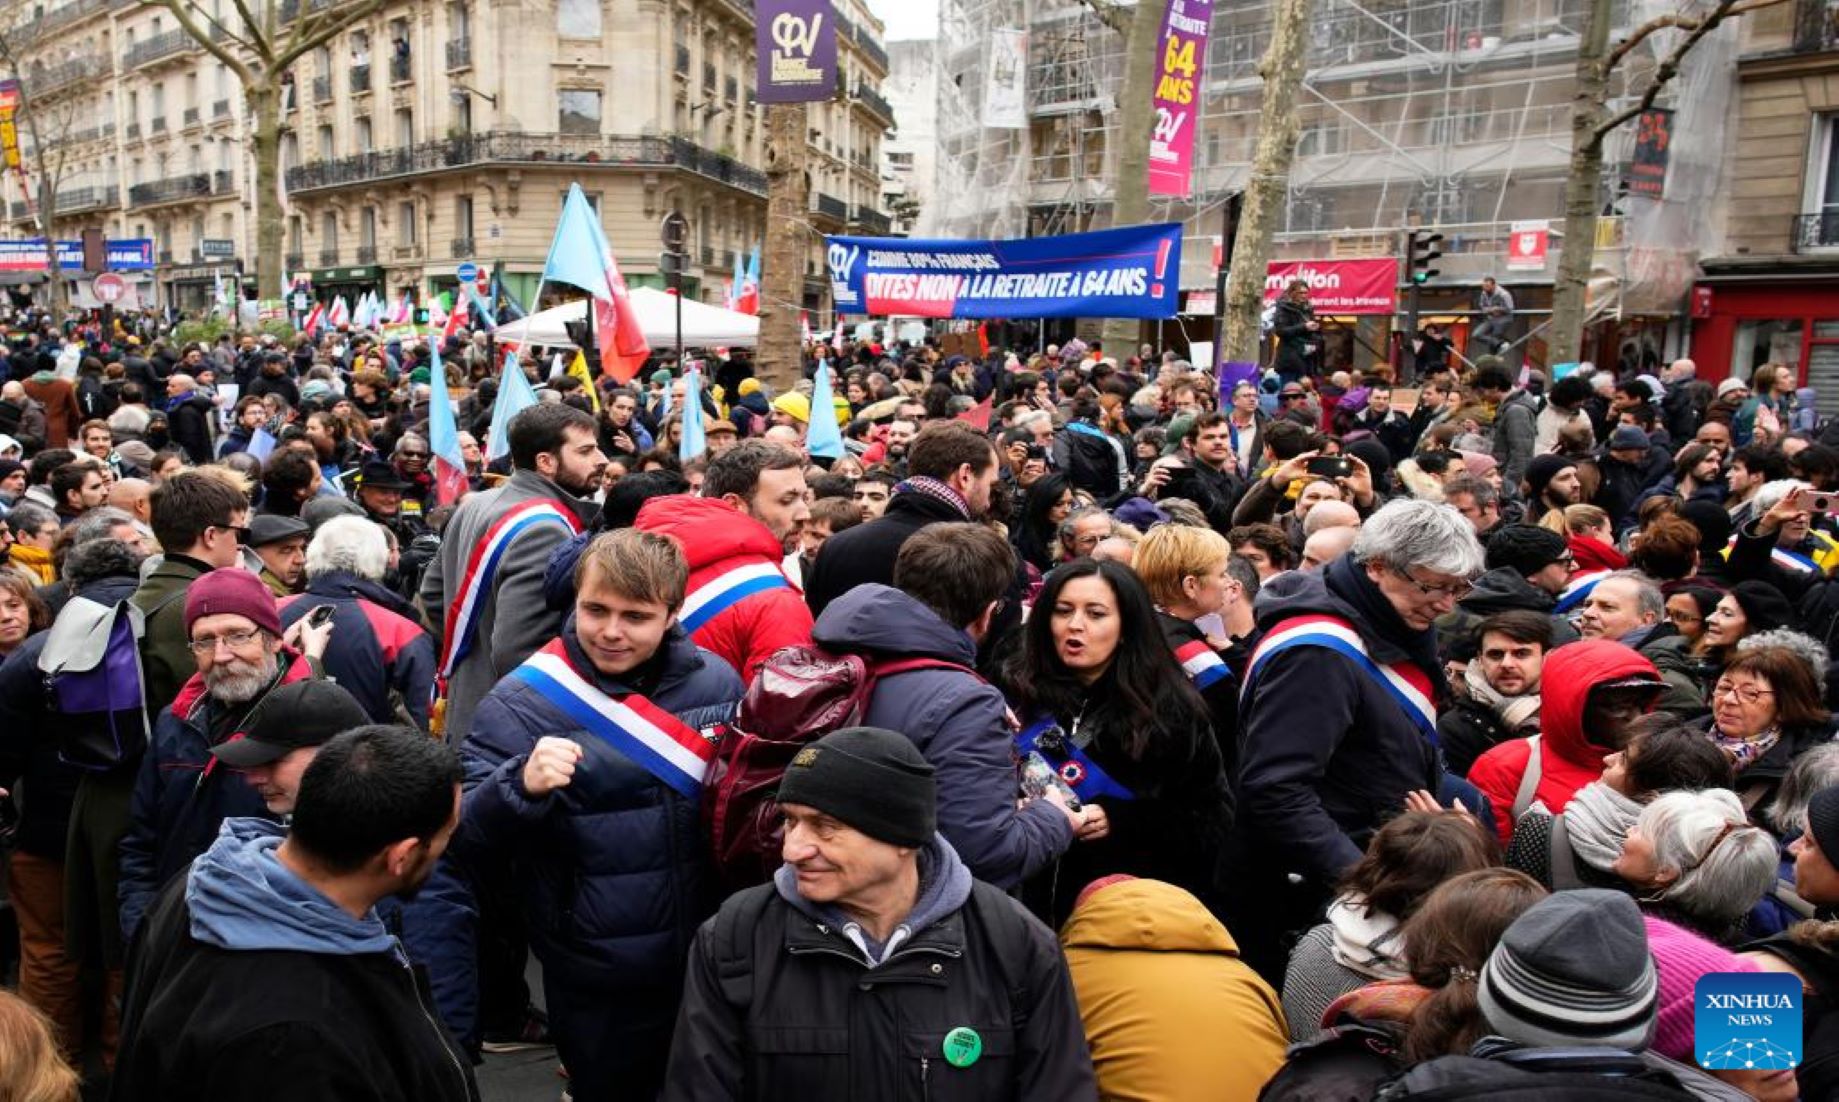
[
  {"x1": 317, "y1": 124, "x2": 334, "y2": 160},
  {"x1": 455, "y1": 195, "x2": 474, "y2": 239},
  {"x1": 395, "y1": 108, "x2": 413, "y2": 146},
  {"x1": 558, "y1": 0, "x2": 601, "y2": 38},
  {"x1": 1808, "y1": 115, "x2": 1839, "y2": 247},
  {"x1": 399, "y1": 201, "x2": 417, "y2": 246},
  {"x1": 356, "y1": 117, "x2": 372, "y2": 152},
  {"x1": 288, "y1": 216, "x2": 303, "y2": 255},
  {"x1": 558, "y1": 89, "x2": 601, "y2": 135},
  {"x1": 361, "y1": 206, "x2": 377, "y2": 248},
  {"x1": 321, "y1": 212, "x2": 338, "y2": 253}
]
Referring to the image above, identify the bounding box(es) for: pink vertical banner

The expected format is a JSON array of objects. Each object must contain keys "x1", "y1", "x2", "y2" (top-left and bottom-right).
[{"x1": 1148, "y1": 0, "x2": 1213, "y2": 197}]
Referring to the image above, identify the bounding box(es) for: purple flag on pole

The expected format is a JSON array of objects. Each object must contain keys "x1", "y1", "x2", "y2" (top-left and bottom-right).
[
  {"x1": 1149, "y1": 0, "x2": 1214, "y2": 197},
  {"x1": 756, "y1": 0, "x2": 838, "y2": 104}
]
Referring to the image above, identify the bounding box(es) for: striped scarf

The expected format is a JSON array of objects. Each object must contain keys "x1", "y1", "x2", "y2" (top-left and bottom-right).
[{"x1": 892, "y1": 476, "x2": 969, "y2": 519}]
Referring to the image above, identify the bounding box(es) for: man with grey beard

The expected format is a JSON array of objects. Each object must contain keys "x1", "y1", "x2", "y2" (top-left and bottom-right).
[{"x1": 116, "y1": 568, "x2": 332, "y2": 943}]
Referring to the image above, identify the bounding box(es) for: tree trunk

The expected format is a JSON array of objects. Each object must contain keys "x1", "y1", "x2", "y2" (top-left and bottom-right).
[
  {"x1": 1549, "y1": 0, "x2": 1614, "y2": 367},
  {"x1": 35, "y1": 161, "x2": 65, "y2": 321},
  {"x1": 1100, "y1": 0, "x2": 1166, "y2": 353},
  {"x1": 249, "y1": 82, "x2": 284, "y2": 301},
  {"x1": 1221, "y1": 0, "x2": 1311, "y2": 365},
  {"x1": 757, "y1": 102, "x2": 808, "y2": 394}
]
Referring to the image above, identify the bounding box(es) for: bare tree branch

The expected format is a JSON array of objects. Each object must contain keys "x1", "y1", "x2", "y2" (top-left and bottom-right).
[
  {"x1": 1073, "y1": 0, "x2": 1131, "y2": 35},
  {"x1": 1591, "y1": 0, "x2": 1742, "y2": 147},
  {"x1": 273, "y1": 0, "x2": 386, "y2": 72},
  {"x1": 142, "y1": 0, "x2": 258, "y2": 86},
  {"x1": 1605, "y1": 0, "x2": 1784, "y2": 69}
]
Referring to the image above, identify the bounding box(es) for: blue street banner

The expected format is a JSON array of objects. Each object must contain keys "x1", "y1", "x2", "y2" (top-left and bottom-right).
[
  {"x1": 825, "y1": 223, "x2": 1181, "y2": 320},
  {"x1": 0, "y1": 238, "x2": 155, "y2": 272}
]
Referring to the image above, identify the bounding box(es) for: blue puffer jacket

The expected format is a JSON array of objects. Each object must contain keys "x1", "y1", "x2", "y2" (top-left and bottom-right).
[
  {"x1": 456, "y1": 622, "x2": 741, "y2": 991},
  {"x1": 811, "y1": 584, "x2": 1072, "y2": 890},
  {"x1": 278, "y1": 571, "x2": 436, "y2": 728}
]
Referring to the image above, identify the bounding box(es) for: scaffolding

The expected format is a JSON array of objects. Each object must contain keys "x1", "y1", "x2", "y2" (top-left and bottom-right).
[{"x1": 927, "y1": 0, "x2": 1739, "y2": 362}]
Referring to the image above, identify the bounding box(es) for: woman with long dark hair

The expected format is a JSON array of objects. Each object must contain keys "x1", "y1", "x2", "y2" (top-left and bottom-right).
[
  {"x1": 1003, "y1": 559, "x2": 1232, "y2": 923},
  {"x1": 1012, "y1": 472, "x2": 1073, "y2": 572}
]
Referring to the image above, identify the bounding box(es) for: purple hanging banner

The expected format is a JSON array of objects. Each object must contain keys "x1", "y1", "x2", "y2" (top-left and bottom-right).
[
  {"x1": 1148, "y1": 0, "x2": 1213, "y2": 197},
  {"x1": 756, "y1": 0, "x2": 839, "y2": 104}
]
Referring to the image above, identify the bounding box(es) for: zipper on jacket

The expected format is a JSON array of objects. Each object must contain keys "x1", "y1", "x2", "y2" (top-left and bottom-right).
[
  {"x1": 405, "y1": 959, "x2": 469, "y2": 1097},
  {"x1": 920, "y1": 1055, "x2": 930, "y2": 1097}
]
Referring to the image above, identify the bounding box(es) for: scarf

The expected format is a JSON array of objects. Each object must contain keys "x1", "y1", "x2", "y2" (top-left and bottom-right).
[
  {"x1": 1569, "y1": 535, "x2": 1627, "y2": 572},
  {"x1": 1563, "y1": 781, "x2": 1644, "y2": 872},
  {"x1": 1713, "y1": 724, "x2": 1781, "y2": 769},
  {"x1": 892, "y1": 476, "x2": 969, "y2": 519},
  {"x1": 1321, "y1": 979, "x2": 1434, "y2": 1030},
  {"x1": 1463, "y1": 660, "x2": 1541, "y2": 732},
  {"x1": 1323, "y1": 554, "x2": 1450, "y2": 701},
  {"x1": 1326, "y1": 893, "x2": 1409, "y2": 981},
  {"x1": 8, "y1": 543, "x2": 53, "y2": 584}
]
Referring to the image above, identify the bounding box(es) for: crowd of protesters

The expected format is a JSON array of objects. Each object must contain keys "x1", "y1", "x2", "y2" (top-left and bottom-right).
[{"x1": 3, "y1": 301, "x2": 1839, "y2": 1102}]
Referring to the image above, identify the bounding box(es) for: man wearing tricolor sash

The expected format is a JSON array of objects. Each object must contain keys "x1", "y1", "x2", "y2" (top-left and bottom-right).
[
  {"x1": 456, "y1": 529, "x2": 742, "y2": 1099},
  {"x1": 636, "y1": 439, "x2": 814, "y2": 681},
  {"x1": 1230, "y1": 500, "x2": 1485, "y2": 981},
  {"x1": 1727, "y1": 478, "x2": 1839, "y2": 604},
  {"x1": 419, "y1": 404, "x2": 604, "y2": 743}
]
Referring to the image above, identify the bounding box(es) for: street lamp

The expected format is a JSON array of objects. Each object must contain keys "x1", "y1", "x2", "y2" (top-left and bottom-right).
[{"x1": 449, "y1": 83, "x2": 498, "y2": 107}]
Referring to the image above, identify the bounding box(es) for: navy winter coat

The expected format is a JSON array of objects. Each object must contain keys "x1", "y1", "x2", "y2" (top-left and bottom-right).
[
  {"x1": 811, "y1": 584, "x2": 1073, "y2": 889},
  {"x1": 279, "y1": 571, "x2": 435, "y2": 728},
  {"x1": 456, "y1": 623, "x2": 741, "y2": 991}
]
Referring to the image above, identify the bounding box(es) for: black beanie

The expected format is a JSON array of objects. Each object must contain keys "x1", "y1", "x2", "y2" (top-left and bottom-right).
[
  {"x1": 776, "y1": 727, "x2": 937, "y2": 848},
  {"x1": 1485, "y1": 524, "x2": 1570, "y2": 577},
  {"x1": 1678, "y1": 499, "x2": 1733, "y2": 552},
  {"x1": 1523, "y1": 454, "x2": 1578, "y2": 502},
  {"x1": 1729, "y1": 580, "x2": 1796, "y2": 635},
  {"x1": 1809, "y1": 787, "x2": 1839, "y2": 865}
]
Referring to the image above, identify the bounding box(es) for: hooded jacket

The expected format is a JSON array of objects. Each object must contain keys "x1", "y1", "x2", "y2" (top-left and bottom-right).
[
  {"x1": 279, "y1": 572, "x2": 435, "y2": 728},
  {"x1": 117, "y1": 650, "x2": 317, "y2": 943},
  {"x1": 1237, "y1": 557, "x2": 1445, "y2": 884},
  {"x1": 812, "y1": 584, "x2": 1073, "y2": 889},
  {"x1": 635, "y1": 494, "x2": 813, "y2": 681},
  {"x1": 662, "y1": 835, "x2": 1097, "y2": 1102},
  {"x1": 23, "y1": 370, "x2": 80, "y2": 447},
  {"x1": 1059, "y1": 877, "x2": 1287, "y2": 1101},
  {"x1": 111, "y1": 818, "x2": 477, "y2": 1102},
  {"x1": 166, "y1": 390, "x2": 217, "y2": 465},
  {"x1": 1466, "y1": 639, "x2": 1660, "y2": 842}
]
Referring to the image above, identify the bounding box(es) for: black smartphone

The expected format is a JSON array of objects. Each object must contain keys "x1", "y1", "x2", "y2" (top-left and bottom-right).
[
  {"x1": 1024, "y1": 443, "x2": 1047, "y2": 461},
  {"x1": 1305, "y1": 456, "x2": 1354, "y2": 480},
  {"x1": 305, "y1": 604, "x2": 336, "y2": 629}
]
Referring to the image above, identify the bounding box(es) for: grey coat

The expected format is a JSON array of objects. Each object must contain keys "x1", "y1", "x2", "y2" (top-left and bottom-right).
[{"x1": 418, "y1": 469, "x2": 596, "y2": 742}]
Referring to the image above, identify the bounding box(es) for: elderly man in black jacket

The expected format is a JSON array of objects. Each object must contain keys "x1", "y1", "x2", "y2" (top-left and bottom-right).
[
  {"x1": 663, "y1": 726, "x2": 1097, "y2": 1102},
  {"x1": 1230, "y1": 498, "x2": 1486, "y2": 980}
]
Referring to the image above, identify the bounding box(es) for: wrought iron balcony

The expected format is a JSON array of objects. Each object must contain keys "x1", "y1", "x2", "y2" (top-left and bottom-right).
[
  {"x1": 123, "y1": 29, "x2": 195, "y2": 69},
  {"x1": 214, "y1": 170, "x2": 235, "y2": 193},
  {"x1": 213, "y1": 99, "x2": 230, "y2": 118},
  {"x1": 318, "y1": 247, "x2": 340, "y2": 266},
  {"x1": 390, "y1": 54, "x2": 411, "y2": 83},
  {"x1": 451, "y1": 237, "x2": 475, "y2": 258},
  {"x1": 182, "y1": 107, "x2": 201, "y2": 127},
  {"x1": 350, "y1": 65, "x2": 371, "y2": 94},
  {"x1": 848, "y1": 205, "x2": 891, "y2": 235},
  {"x1": 9, "y1": 201, "x2": 28, "y2": 220},
  {"x1": 68, "y1": 123, "x2": 116, "y2": 145},
  {"x1": 356, "y1": 244, "x2": 378, "y2": 263},
  {"x1": 129, "y1": 173, "x2": 211, "y2": 206},
  {"x1": 125, "y1": 122, "x2": 141, "y2": 140},
  {"x1": 700, "y1": 245, "x2": 714, "y2": 266},
  {"x1": 1794, "y1": 212, "x2": 1839, "y2": 251},
  {"x1": 26, "y1": 55, "x2": 107, "y2": 98},
  {"x1": 285, "y1": 251, "x2": 305, "y2": 271},
  {"x1": 810, "y1": 192, "x2": 848, "y2": 222},
  {"x1": 149, "y1": 116, "x2": 167, "y2": 134},
  {"x1": 1795, "y1": 0, "x2": 1839, "y2": 51},
  {"x1": 39, "y1": 0, "x2": 129, "y2": 36},
  {"x1": 855, "y1": 86, "x2": 894, "y2": 124},
  {"x1": 446, "y1": 39, "x2": 471, "y2": 70},
  {"x1": 55, "y1": 185, "x2": 119, "y2": 213},
  {"x1": 675, "y1": 45, "x2": 690, "y2": 76},
  {"x1": 284, "y1": 131, "x2": 768, "y2": 196},
  {"x1": 157, "y1": 250, "x2": 173, "y2": 263}
]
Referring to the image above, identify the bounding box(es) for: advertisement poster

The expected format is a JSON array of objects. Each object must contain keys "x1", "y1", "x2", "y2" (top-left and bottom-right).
[
  {"x1": 1148, "y1": 0, "x2": 1213, "y2": 197},
  {"x1": 983, "y1": 29, "x2": 1028, "y2": 129},
  {"x1": 0, "y1": 238, "x2": 156, "y2": 272},
  {"x1": 1506, "y1": 220, "x2": 1549, "y2": 270},
  {"x1": 826, "y1": 223, "x2": 1182, "y2": 319},
  {"x1": 1261, "y1": 258, "x2": 1398, "y2": 314},
  {"x1": 755, "y1": 0, "x2": 838, "y2": 104}
]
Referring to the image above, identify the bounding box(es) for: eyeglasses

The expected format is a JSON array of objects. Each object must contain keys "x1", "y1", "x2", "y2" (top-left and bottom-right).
[
  {"x1": 186, "y1": 628, "x2": 265, "y2": 655},
  {"x1": 1392, "y1": 566, "x2": 1473, "y2": 602},
  {"x1": 212, "y1": 523, "x2": 251, "y2": 545},
  {"x1": 1712, "y1": 680, "x2": 1774, "y2": 705},
  {"x1": 398, "y1": 450, "x2": 430, "y2": 459}
]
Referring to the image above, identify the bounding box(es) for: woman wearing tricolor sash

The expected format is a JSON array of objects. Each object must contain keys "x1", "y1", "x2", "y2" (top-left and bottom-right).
[
  {"x1": 1001, "y1": 559, "x2": 1230, "y2": 927},
  {"x1": 1133, "y1": 524, "x2": 1254, "y2": 784},
  {"x1": 451, "y1": 530, "x2": 743, "y2": 1099}
]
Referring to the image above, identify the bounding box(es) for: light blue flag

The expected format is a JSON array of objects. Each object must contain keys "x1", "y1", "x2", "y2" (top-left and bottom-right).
[
  {"x1": 486, "y1": 351, "x2": 541, "y2": 462},
  {"x1": 246, "y1": 425, "x2": 276, "y2": 462},
  {"x1": 730, "y1": 249, "x2": 745, "y2": 308},
  {"x1": 745, "y1": 246, "x2": 760, "y2": 293},
  {"x1": 542, "y1": 184, "x2": 613, "y2": 301},
  {"x1": 805, "y1": 361, "x2": 843, "y2": 460},
  {"x1": 679, "y1": 367, "x2": 706, "y2": 462}
]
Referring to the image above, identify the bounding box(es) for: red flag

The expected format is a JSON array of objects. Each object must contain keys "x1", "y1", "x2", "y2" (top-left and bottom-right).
[
  {"x1": 433, "y1": 457, "x2": 470, "y2": 507},
  {"x1": 596, "y1": 274, "x2": 648, "y2": 383},
  {"x1": 442, "y1": 290, "x2": 470, "y2": 340},
  {"x1": 977, "y1": 322, "x2": 990, "y2": 357},
  {"x1": 956, "y1": 394, "x2": 994, "y2": 432}
]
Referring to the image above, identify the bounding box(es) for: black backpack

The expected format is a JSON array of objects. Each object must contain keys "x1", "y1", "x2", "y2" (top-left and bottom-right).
[{"x1": 1376, "y1": 1048, "x2": 1705, "y2": 1101}]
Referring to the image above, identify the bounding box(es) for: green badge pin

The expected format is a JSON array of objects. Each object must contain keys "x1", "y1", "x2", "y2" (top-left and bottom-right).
[{"x1": 942, "y1": 1026, "x2": 982, "y2": 1068}]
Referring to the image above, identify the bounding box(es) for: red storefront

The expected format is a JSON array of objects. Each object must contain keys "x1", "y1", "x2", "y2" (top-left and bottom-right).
[{"x1": 1688, "y1": 271, "x2": 1839, "y2": 396}]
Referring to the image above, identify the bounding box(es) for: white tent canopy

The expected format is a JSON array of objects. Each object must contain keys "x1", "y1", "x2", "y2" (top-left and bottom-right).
[{"x1": 491, "y1": 287, "x2": 759, "y2": 349}]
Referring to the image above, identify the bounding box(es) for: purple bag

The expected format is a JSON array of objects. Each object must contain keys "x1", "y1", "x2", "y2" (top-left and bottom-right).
[{"x1": 38, "y1": 595, "x2": 157, "y2": 771}]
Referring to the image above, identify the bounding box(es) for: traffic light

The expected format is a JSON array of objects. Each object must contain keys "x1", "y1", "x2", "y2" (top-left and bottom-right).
[{"x1": 1407, "y1": 229, "x2": 1444, "y2": 285}]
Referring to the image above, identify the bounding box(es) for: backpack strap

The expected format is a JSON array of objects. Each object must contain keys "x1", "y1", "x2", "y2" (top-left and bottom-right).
[
  {"x1": 709, "y1": 886, "x2": 776, "y2": 1012},
  {"x1": 964, "y1": 882, "x2": 1034, "y2": 1034},
  {"x1": 1548, "y1": 813, "x2": 1585, "y2": 891},
  {"x1": 870, "y1": 656, "x2": 982, "y2": 682},
  {"x1": 1511, "y1": 735, "x2": 1544, "y2": 822}
]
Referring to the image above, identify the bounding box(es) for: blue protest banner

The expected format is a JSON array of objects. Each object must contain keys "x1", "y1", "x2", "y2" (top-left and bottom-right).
[{"x1": 824, "y1": 223, "x2": 1182, "y2": 320}]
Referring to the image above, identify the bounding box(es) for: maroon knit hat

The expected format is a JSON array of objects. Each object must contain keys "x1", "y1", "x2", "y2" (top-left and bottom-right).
[{"x1": 184, "y1": 568, "x2": 282, "y2": 638}]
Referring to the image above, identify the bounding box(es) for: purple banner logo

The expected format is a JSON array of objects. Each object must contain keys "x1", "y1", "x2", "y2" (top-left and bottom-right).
[
  {"x1": 757, "y1": 0, "x2": 838, "y2": 104},
  {"x1": 1149, "y1": 0, "x2": 1213, "y2": 197}
]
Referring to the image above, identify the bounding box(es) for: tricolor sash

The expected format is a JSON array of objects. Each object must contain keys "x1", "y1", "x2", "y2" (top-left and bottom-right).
[
  {"x1": 509, "y1": 639, "x2": 717, "y2": 799},
  {"x1": 1243, "y1": 614, "x2": 1439, "y2": 746},
  {"x1": 1174, "y1": 638, "x2": 1232, "y2": 691},
  {"x1": 1723, "y1": 536, "x2": 1822, "y2": 576},
  {"x1": 437, "y1": 498, "x2": 582, "y2": 689},
  {"x1": 678, "y1": 562, "x2": 794, "y2": 634},
  {"x1": 1552, "y1": 569, "x2": 1609, "y2": 614},
  {"x1": 1016, "y1": 717, "x2": 1135, "y2": 803}
]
